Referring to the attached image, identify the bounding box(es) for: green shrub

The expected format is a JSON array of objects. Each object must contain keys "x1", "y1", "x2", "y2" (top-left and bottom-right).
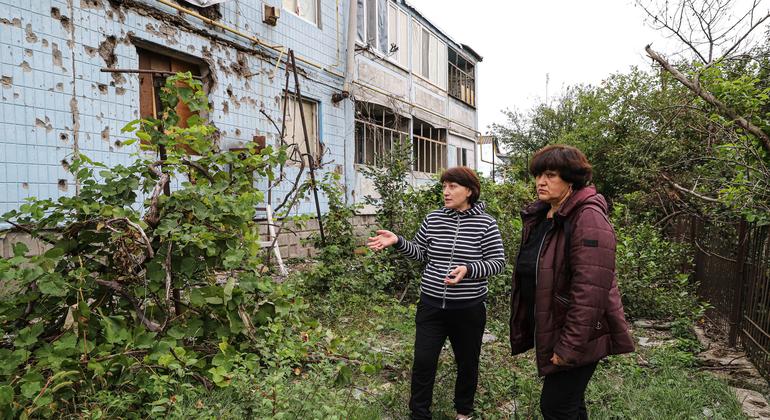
[
  {"x1": 613, "y1": 203, "x2": 703, "y2": 321},
  {"x1": 0, "y1": 73, "x2": 318, "y2": 418}
]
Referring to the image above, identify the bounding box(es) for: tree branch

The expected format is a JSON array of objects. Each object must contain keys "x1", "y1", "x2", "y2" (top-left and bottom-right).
[
  {"x1": 182, "y1": 158, "x2": 215, "y2": 183},
  {"x1": 144, "y1": 173, "x2": 170, "y2": 228},
  {"x1": 259, "y1": 109, "x2": 283, "y2": 138},
  {"x1": 660, "y1": 173, "x2": 720, "y2": 203},
  {"x1": 106, "y1": 218, "x2": 155, "y2": 259},
  {"x1": 719, "y1": 10, "x2": 770, "y2": 60},
  {"x1": 637, "y1": 0, "x2": 709, "y2": 63},
  {"x1": 95, "y1": 279, "x2": 162, "y2": 332},
  {"x1": 164, "y1": 243, "x2": 173, "y2": 305},
  {"x1": 646, "y1": 45, "x2": 770, "y2": 154}
]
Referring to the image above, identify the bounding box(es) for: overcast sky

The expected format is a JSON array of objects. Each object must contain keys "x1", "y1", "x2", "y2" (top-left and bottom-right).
[{"x1": 410, "y1": 0, "x2": 673, "y2": 133}]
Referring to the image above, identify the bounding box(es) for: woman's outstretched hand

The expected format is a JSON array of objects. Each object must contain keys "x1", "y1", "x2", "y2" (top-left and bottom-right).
[{"x1": 367, "y1": 229, "x2": 398, "y2": 251}]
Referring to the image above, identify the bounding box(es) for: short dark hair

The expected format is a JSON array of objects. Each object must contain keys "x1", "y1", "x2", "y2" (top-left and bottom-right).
[
  {"x1": 440, "y1": 166, "x2": 481, "y2": 205},
  {"x1": 529, "y1": 145, "x2": 593, "y2": 189}
]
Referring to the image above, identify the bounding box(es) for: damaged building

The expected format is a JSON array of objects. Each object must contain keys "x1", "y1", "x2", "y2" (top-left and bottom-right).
[
  {"x1": 0, "y1": 0, "x2": 481, "y2": 257},
  {"x1": 351, "y1": 0, "x2": 482, "y2": 205}
]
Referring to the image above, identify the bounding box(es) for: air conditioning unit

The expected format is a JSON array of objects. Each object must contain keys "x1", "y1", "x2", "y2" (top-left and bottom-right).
[{"x1": 264, "y1": 4, "x2": 280, "y2": 26}]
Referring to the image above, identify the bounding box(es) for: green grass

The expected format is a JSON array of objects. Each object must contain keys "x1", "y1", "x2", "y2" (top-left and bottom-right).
[
  {"x1": 169, "y1": 292, "x2": 747, "y2": 419},
  {"x1": 589, "y1": 355, "x2": 745, "y2": 419}
]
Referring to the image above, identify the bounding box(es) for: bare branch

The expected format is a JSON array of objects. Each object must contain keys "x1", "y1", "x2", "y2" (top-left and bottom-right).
[
  {"x1": 656, "y1": 210, "x2": 686, "y2": 226},
  {"x1": 639, "y1": 0, "x2": 770, "y2": 63},
  {"x1": 272, "y1": 157, "x2": 306, "y2": 213},
  {"x1": 259, "y1": 108, "x2": 283, "y2": 137},
  {"x1": 147, "y1": 162, "x2": 162, "y2": 177},
  {"x1": 719, "y1": 9, "x2": 770, "y2": 59},
  {"x1": 637, "y1": 0, "x2": 710, "y2": 62},
  {"x1": 660, "y1": 173, "x2": 721, "y2": 203},
  {"x1": 106, "y1": 218, "x2": 155, "y2": 259},
  {"x1": 5, "y1": 221, "x2": 58, "y2": 247}
]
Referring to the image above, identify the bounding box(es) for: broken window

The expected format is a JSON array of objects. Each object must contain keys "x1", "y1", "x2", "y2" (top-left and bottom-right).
[
  {"x1": 354, "y1": 101, "x2": 409, "y2": 167},
  {"x1": 412, "y1": 21, "x2": 447, "y2": 89},
  {"x1": 283, "y1": 0, "x2": 320, "y2": 26},
  {"x1": 448, "y1": 49, "x2": 476, "y2": 107},
  {"x1": 412, "y1": 118, "x2": 447, "y2": 173},
  {"x1": 138, "y1": 48, "x2": 202, "y2": 123},
  {"x1": 357, "y1": 0, "x2": 389, "y2": 54},
  {"x1": 137, "y1": 47, "x2": 207, "y2": 154},
  {"x1": 283, "y1": 94, "x2": 320, "y2": 165}
]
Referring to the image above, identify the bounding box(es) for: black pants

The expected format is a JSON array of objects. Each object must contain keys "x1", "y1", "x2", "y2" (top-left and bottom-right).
[
  {"x1": 540, "y1": 361, "x2": 598, "y2": 420},
  {"x1": 409, "y1": 301, "x2": 486, "y2": 420}
]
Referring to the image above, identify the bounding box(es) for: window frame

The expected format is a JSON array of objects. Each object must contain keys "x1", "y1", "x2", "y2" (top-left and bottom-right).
[
  {"x1": 354, "y1": 101, "x2": 410, "y2": 168},
  {"x1": 412, "y1": 118, "x2": 447, "y2": 174},
  {"x1": 282, "y1": 92, "x2": 321, "y2": 166},
  {"x1": 411, "y1": 19, "x2": 447, "y2": 90},
  {"x1": 448, "y1": 48, "x2": 477, "y2": 108},
  {"x1": 136, "y1": 46, "x2": 209, "y2": 155},
  {"x1": 385, "y1": 3, "x2": 409, "y2": 69},
  {"x1": 455, "y1": 146, "x2": 475, "y2": 169},
  {"x1": 357, "y1": 0, "x2": 390, "y2": 56},
  {"x1": 282, "y1": 0, "x2": 321, "y2": 27}
]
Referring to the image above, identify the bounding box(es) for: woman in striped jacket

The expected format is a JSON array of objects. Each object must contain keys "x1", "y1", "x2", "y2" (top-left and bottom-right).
[{"x1": 368, "y1": 166, "x2": 506, "y2": 420}]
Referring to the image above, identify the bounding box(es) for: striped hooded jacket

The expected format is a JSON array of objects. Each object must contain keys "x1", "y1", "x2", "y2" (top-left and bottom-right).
[{"x1": 395, "y1": 202, "x2": 506, "y2": 309}]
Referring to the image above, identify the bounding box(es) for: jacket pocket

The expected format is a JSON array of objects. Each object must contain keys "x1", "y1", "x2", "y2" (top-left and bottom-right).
[{"x1": 552, "y1": 294, "x2": 571, "y2": 325}]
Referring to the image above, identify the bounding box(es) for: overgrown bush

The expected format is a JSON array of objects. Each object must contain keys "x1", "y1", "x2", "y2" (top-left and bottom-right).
[
  {"x1": 308, "y1": 172, "x2": 359, "y2": 258},
  {"x1": 356, "y1": 140, "x2": 425, "y2": 298},
  {"x1": 0, "y1": 73, "x2": 320, "y2": 418},
  {"x1": 613, "y1": 203, "x2": 703, "y2": 321},
  {"x1": 297, "y1": 171, "x2": 398, "y2": 297}
]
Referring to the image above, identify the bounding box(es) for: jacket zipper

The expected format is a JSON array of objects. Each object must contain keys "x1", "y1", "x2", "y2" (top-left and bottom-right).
[
  {"x1": 442, "y1": 213, "x2": 461, "y2": 309},
  {"x1": 510, "y1": 224, "x2": 531, "y2": 316},
  {"x1": 533, "y1": 220, "x2": 555, "y2": 358}
]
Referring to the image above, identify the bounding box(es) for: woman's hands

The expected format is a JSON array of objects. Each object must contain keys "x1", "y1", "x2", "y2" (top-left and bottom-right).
[
  {"x1": 444, "y1": 265, "x2": 468, "y2": 285},
  {"x1": 367, "y1": 230, "x2": 398, "y2": 251},
  {"x1": 368, "y1": 230, "x2": 468, "y2": 286},
  {"x1": 550, "y1": 353, "x2": 567, "y2": 366}
]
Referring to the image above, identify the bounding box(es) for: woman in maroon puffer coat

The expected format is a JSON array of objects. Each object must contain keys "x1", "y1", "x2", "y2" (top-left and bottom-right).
[{"x1": 510, "y1": 145, "x2": 634, "y2": 420}]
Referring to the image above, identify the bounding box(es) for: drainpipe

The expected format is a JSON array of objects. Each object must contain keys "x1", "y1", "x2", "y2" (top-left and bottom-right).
[
  {"x1": 342, "y1": 0, "x2": 357, "y2": 93},
  {"x1": 340, "y1": 0, "x2": 357, "y2": 206}
]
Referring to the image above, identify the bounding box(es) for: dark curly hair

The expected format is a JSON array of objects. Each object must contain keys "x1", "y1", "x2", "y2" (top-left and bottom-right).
[
  {"x1": 440, "y1": 166, "x2": 481, "y2": 205},
  {"x1": 529, "y1": 145, "x2": 593, "y2": 189}
]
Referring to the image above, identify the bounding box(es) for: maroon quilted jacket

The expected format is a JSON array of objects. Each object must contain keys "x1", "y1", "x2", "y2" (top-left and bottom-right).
[{"x1": 510, "y1": 186, "x2": 634, "y2": 376}]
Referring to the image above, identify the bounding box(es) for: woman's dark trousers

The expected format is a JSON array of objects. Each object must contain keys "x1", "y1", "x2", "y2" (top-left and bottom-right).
[
  {"x1": 409, "y1": 301, "x2": 486, "y2": 419},
  {"x1": 540, "y1": 361, "x2": 598, "y2": 420}
]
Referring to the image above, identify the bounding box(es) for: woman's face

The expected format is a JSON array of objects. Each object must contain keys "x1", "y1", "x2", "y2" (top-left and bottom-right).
[
  {"x1": 535, "y1": 170, "x2": 572, "y2": 205},
  {"x1": 443, "y1": 181, "x2": 472, "y2": 210}
]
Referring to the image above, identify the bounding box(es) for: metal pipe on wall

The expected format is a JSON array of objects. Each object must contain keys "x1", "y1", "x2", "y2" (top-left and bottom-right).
[{"x1": 343, "y1": 0, "x2": 358, "y2": 92}]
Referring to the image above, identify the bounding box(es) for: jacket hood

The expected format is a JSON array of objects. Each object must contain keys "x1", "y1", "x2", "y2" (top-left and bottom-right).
[
  {"x1": 557, "y1": 185, "x2": 608, "y2": 217},
  {"x1": 441, "y1": 201, "x2": 487, "y2": 217}
]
